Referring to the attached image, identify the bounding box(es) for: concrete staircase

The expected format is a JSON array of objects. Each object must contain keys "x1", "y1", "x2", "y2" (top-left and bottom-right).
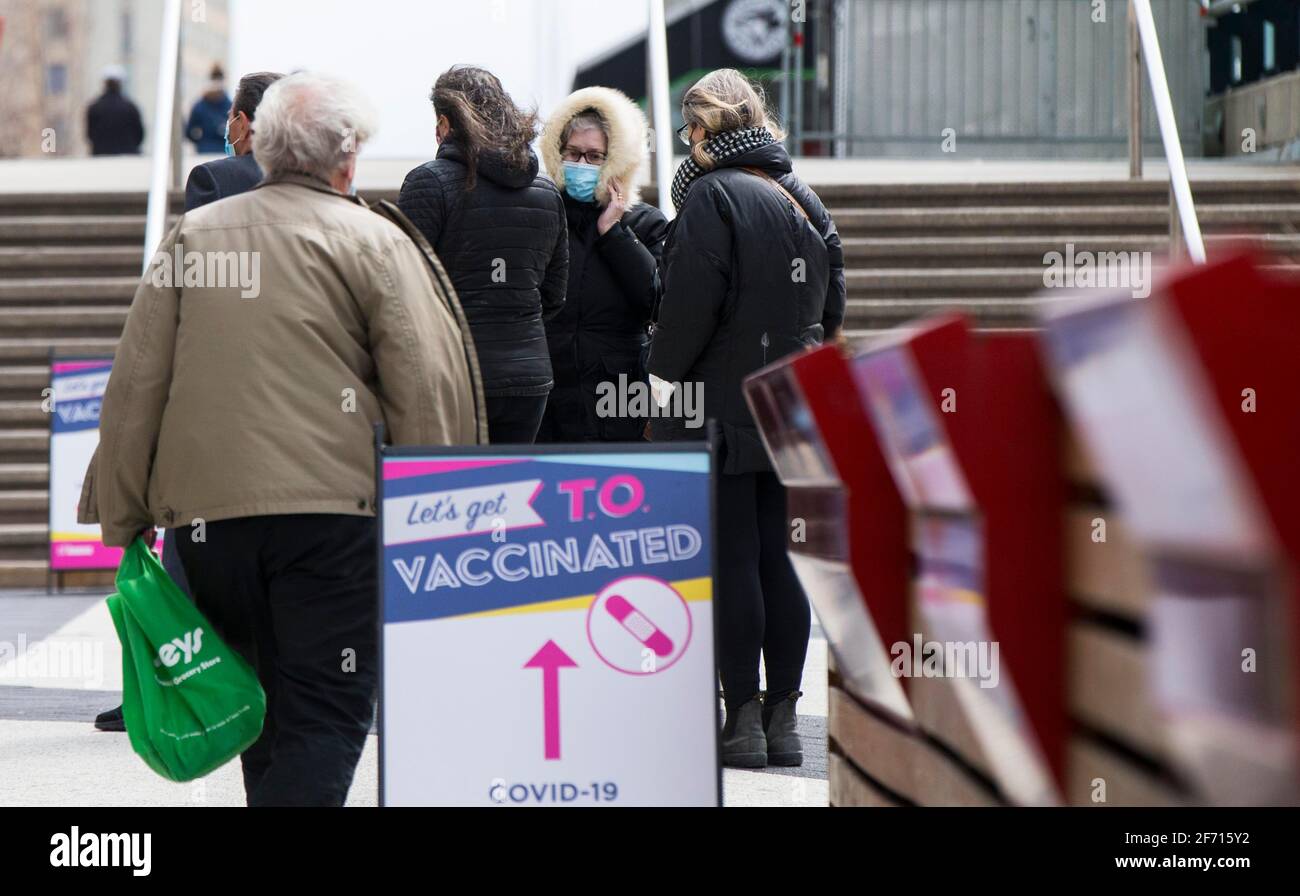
[
  {"x1": 0, "y1": 192, "x2": 180, "y2": 586},
  {"x1": 834, "y1": 178, "x2": 1300, "y2": 334},
  {"x1": 1, "y1": 177, "x2": 1298, "y2": 585}
]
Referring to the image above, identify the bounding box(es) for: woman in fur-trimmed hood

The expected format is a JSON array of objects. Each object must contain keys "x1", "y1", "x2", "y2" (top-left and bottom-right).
[{"x1": 535, "y1": 86, "x2": 669, "y2": 443}]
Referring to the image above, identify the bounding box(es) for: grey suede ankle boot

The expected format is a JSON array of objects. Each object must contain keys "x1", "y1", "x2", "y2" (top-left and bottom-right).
[
  {"x1": 721, "y1": 698, "x2": 767, "y2": 768},
  {"x1": 763, "y1": 690, "x2": 803, "y2": 766}
]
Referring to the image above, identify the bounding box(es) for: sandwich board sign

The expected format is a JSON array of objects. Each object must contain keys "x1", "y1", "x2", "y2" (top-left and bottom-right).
[
  {"x1": 378, "y1": 443, "x2": 719, "y2": 806},
  {"x1": 47, "y1": 357, "x2": 164, "y2": 580},
  {"x1": 48, "y1": 358, "x2": 116, "y2": 571}
]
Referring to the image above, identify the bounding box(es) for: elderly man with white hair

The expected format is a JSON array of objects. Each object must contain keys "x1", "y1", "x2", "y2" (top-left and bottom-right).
[{"x1": 81, "y1": 72, "x2": 486, "y2": 806}]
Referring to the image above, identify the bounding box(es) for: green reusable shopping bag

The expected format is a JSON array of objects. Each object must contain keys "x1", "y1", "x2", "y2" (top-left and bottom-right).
[{"x1": 105, "y1": 537, "x2": 266, "y2": 782}]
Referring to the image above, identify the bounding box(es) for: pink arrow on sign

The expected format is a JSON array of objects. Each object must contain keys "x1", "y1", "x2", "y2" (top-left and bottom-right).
[{"x1": 524, "y1": 640, "x2": 578, "y2": 760}]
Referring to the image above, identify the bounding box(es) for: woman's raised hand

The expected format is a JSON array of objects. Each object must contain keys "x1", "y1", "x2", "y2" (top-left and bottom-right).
[{"x1": 597, "y1": 178, "x2": 629, "y2": 235}]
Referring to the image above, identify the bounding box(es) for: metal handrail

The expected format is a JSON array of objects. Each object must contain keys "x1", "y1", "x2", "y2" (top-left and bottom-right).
[
  {"x1": 647, "y1": 0, "x2": 673, "y2": 218},
  {"x1": 1131, "y1": 0, "x2": 1206, "y2": 264},
  {"x1": 142, "y1": 0, "x2": 183, "y2": 274}
]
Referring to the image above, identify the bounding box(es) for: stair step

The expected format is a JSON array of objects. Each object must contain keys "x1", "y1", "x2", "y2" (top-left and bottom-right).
[
  {"x1": 0, "y1": 490, "x2": 48, "y2": 526},
  {"x1": 844, "y1": 263, "x2": 1300, "y2": 300},
  {"x1": 0, "y1": 365, "x2": 51, "y2": 390},
  {"x1": 0, "y1": 428, "x2": 48, "y2": 452},
  {"x1": 814, "y1": 178, "x2": 1300, "y2": 208},
  {"x1": 0, "y1": 306, "x2": 127, "y2": 339},
  {"x1": 0, "y1": 489, "x2": 47, "y2": 509},
  {"x1": 0, "y1": 402, "x2": 48, "y2": 426},
  {"x1": 831, "y1": 204, "x2": 1300, "y2": 236},
  {"x1": 0, "y1": 216, "x2": 148, "y2": 243},
  {"x1": 0, "y1": 246, "x2": 142, "y2": 274},
  {"x1": 0, "y1": 561, "x2": 115, "y2": 587},
  {"x1": 0, "y1": 463, "x2": 50, "y2": 487},
  {"x1": 841, "y1": 324, "x2": 1036, "y2": 346},
  {"x1": 846, "y1": 266, "x2": 1163, "y2": 297},
  {"x1": 844, "y1": 296, "x2": 1081, "y2": 327},
  {"x1": 0, "y1": 192, "x2": 183, "y2": 216},
  {"x1": 0, "y1": 277, "x2": 138, "y2": 303},
  {"x1": 0, "y1": 522, "x2": 46, "y2": 546},
  {"x1": 844, "y1": 235, "x2": 1164, "y2": 260},
  {"x1": 0, "y1": 337, "x2": 119, "y2": 361},
  {"x1": 0, "y1": 560, "x2": 53, "y2": 587},
  {"x1": 0, "y1": 544, "x2": 50, "y2": 562},
  {"x1": 834, "y1": 205, "x2": 1167, "y2": 233},
  {"x1": 840, "y1": 232, "x2": 1300, "y2": 263}
]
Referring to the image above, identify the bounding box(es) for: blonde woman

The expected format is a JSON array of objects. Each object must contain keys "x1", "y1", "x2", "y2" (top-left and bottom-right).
[
  {"x1": 647, "y1": 69, "x2": 845, "y2": 768},
  {"x1": 536, "y1": 87, "x2": 668, "y2": 441}
]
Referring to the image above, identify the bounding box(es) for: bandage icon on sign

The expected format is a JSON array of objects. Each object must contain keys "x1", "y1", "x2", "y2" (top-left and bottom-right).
[{"x1": 605, "y1": 594, "x2": 674, "y2": 657}]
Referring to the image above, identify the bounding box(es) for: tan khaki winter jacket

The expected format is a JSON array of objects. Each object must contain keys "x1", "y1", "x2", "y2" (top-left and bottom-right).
[{"x1": 79, "y1": 173, "x2": 486, "y2": 546}]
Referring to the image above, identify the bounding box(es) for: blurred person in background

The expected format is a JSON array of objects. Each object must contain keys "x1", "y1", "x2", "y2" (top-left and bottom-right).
[
  {"x1": 535, "y1": 87, "x2": 667, "y2": 442},
  {"x1": 81, "y1": 72, "x2": 485, "y2": 806},
  {"x1": 647, "y1": 69, "x2": 845, "y2": 769},
  {"x1": 184, "y1": 71, "x2": 284, "y2": 210},
  {"x1": 85, "y1": 65, "x2": 144, "y2": 156},
  {"x1": 185, "y1": 65, "x2": 233, "y2": 154},
  {"x1": 399, "y1": 65, "x2": 567, "y2": 444},
  {"x1": 91, "y1": 70, "x2": 286, "y2": 735}
]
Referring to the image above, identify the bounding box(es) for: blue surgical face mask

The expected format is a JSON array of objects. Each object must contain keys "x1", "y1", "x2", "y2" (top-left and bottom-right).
[
  {"x1": 223, "y1": 119, "x2": 236, "y2": 157},
  {"x1": 563, "y1": 161, "x2": 600, "y2": 203}
]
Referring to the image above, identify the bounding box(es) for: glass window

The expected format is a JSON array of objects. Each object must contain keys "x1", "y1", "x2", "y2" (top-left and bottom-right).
[
  {"x1": 1231, "y1": 35, "x2": 1243, "y2": 83},
  {"x1": 1263, "y1": 21, "x2": 1275, "y2": 72},
  {"x1": 45, "y1": 64, "x2": 67, "y2": 96},
  {"x1": 44, "y1": 10, "x2": 68, "y2": 40}
]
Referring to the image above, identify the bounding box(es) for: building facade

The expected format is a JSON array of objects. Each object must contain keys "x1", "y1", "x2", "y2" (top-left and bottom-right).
[
  {"x1": 831, "y1": 0, "x2": 1208, "y2": 159},
  {"x1": 1204, "y1": 0, "x2": 1300, "y2": 158},
  {"x1": 0, "y1": 0, "x2": 230, "y2": 158},
  {"x1": 574, "y1": 0, "x2": 1210, "y2": 160}
]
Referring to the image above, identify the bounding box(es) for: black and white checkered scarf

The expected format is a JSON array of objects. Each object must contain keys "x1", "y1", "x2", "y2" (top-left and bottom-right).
[{"x1": 670, "y1": 126, "x2": 778, "y2": 213}]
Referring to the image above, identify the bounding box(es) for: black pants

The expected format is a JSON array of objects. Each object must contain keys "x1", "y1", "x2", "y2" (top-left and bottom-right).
[
  {"x1": 160, "y1": 528, "x2": 192, "y2": 597},
  {"x1": 715, "y1": 471, "x2": 811, "y2": 712},
  {"x1": 176, "y1": 514, "x2": 377, "y2": 807},
  {"x1": 486, "y1": 394, "x2": 548, "y2": 444}
]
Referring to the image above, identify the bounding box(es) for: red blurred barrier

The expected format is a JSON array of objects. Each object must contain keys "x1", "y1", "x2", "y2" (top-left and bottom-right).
[
  {"x1": 1042, "y1": 250, "x2": 1300, "y2": 805},
  {"x1": 743, "y1": 345, "x2": 913, "y2": 726},
  {"x1": 851, "y1": 317, "x2": 1067, "y2": 805}
]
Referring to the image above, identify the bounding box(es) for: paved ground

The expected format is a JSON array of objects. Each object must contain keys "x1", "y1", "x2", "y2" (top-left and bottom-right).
[{"x1": 0, "y1": 588, "x2": 828, "y2": 807}]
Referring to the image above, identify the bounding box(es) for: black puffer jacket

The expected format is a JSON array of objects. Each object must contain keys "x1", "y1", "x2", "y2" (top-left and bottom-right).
[
  {"x1": 398, "y1": 143, "x2": 568, "y2": 397},
  {"x1": 647, "y1": 141, "x2": 845, "y2": 474},
  {"x1": 538, "y1": 194, "x2": 668, "y2": 441}
]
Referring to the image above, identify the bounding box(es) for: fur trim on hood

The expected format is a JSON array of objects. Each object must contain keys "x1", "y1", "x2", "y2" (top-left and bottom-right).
[{"x1": 540, "y1": 86, "x2": 648, "y2": 207}]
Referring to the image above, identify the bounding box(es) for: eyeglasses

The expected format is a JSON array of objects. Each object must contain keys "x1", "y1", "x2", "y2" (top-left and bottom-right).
[
  {"x1": 676, "y1": 122, "x2": 692, "y2": 146},
  {"x1": 561, "y1": 147, "x2": 606, "y2": 165}
]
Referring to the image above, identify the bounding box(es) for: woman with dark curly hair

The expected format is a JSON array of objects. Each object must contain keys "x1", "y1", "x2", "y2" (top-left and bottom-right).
[{"x1": 399, "y1": 66, "x2": 568, "y2": 444}]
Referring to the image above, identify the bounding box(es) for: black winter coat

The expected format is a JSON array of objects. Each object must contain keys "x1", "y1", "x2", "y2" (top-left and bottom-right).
[
  {"x1": 537, "y1": 194, "x2": 668, "y2": 442},
  {"x1": 184, "y1": 152, "x2": 263, "y2": 211},
  {"x1": 398, "y1": 143, "x2": 568, "y2": 397},
  {"x1": 647, "y1": 142, "x2": 845, "y2": 474},
  {"x1": 86, "y1": 91, "x2": 144, "y2": 156}
]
